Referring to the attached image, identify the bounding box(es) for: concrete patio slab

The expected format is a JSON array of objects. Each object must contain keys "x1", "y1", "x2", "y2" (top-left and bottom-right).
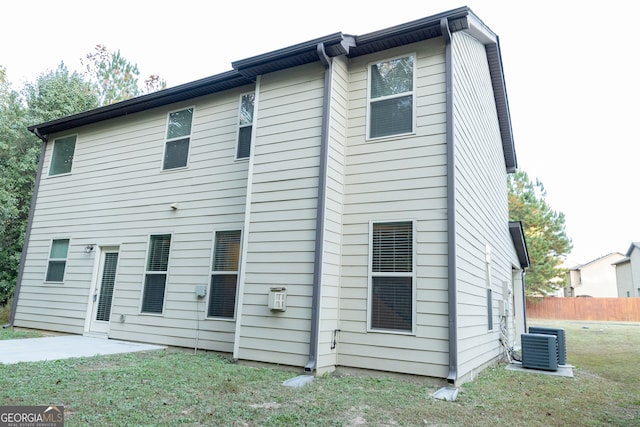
[
  {"x1": 0, "y1": 335, "x2": 165, "y2": 364},
  {"x1": 506, "y1": 361, "x2": 574, "y2": 378}
]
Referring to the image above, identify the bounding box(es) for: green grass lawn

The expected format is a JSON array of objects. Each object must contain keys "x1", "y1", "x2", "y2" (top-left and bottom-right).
[
  {"x1": 0, "y1": 328, "x2": 43, "y2": 340},
  {"x1": 1, "y1": 321, "x2": 638, "y2": 426}
]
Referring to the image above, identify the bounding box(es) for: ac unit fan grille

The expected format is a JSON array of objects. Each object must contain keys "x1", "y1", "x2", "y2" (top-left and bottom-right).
[
  {"x1": 521, "y1": 333, "x2": 559, "y2": 371},
  {"x1": 529, "y1": 326, "x2": 566, "y2": 365}
]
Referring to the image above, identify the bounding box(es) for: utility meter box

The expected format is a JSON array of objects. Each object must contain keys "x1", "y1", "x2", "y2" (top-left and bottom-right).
[
  {"x1": 195, "y1": 285, "x2": 207, "y2": 298},
  {"x1": 268, "y1": 287, "x2": 287, "y2": 311}
]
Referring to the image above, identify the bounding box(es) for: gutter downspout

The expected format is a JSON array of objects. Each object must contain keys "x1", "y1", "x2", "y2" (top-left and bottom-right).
[
  {"x1": 305, "y1": 43, "x2": 332, "y2": 372},
  {"x1": 441, "y1": 18, "x2": 459, "y2": 384},
  {"x1": 5, "y1": 129, "x2": 47, "y2": 328},
  {"x1": 521, "y1": 270, "x2": 527, "y2": 333}
]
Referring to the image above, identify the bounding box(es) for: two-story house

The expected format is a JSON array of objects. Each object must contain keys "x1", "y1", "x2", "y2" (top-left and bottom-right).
[
  {"x1": 10, "y1": 6, "x2": 529, "y2": 386},
  {"x1": 565, "y1": 252, "x2": 625, "y2": 297},
  {"x1": 613, "y1": 243, "x2": 640, "y2": 297}
]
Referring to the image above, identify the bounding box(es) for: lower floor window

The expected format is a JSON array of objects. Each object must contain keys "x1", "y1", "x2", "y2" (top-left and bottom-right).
[
  {"x1": 208, "y1": 230, "x2": 241, "y2": 319},
  {"x1": 208, "y1": 275, "x2": 237, "y2": 318},
  {"x1": 45, "y1": 239, "x2": 69, "y2": 282},
  {"x1": 370, "y1": 221, "x2": 414, "y2": 332},
  {"x1": 142, "y1": 273, "x2": 167, "y2": 314},
  {"x1": 141, "y1": 234, "x2": 171, "y2": 314},
  {"x1": 371, "y1": 276, "x2": 413, "y2": 331}
]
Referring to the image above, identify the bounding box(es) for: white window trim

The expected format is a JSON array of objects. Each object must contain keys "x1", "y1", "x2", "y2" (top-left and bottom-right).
[
  {"x1": 367, "y1": 219, "x2": 417, "y2": 335},
  {"x1": 365, "y1": 53, "x2": 417, "y2": 141},
  {"x1": 235, "y1": 92, "x2": 255, "y2": 161},
  {"x1": 139, "y1": 233, "x2": 172, "y2": 316},
  {"x1": 160, "y1": 106, "x2": 195, "y2": 172},
  {"x1": 44, "y1": 238, "x2": 71, "y2": 284},
  {"x1": 206, "y1": 228, "x2": 243, "y2": 321},
  {"x1": 47, "y1": 134, "x2": 78, "y2": 177}
]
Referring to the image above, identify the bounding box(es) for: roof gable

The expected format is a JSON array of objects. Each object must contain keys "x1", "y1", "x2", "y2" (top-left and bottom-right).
[
  {"x1": 570, "y1": 252, "x2": 625, "y2": 271},
  {"x1": 625, "y1": 242, "x2": 640, "y2": 257}
]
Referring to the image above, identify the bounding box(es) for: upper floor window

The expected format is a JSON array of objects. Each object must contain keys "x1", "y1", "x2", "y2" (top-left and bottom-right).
[
  {"x1": 163, "y1": 107, "x2": 193, "y2": 170},
  {"x1": 49, "y1": 135, "x2": 77, "y2": 176},
  {"x1": 236, "y1": 93, "x2": 255, "y2": 159},
  {"x1": 45, "y1": 239, "x2": 70, "y2": 282},
  {"x1": 368, "y1": 55, "x2": 415, "y2": 139},
  {"x1": 141, "y1": 234, "x2": 171, "y2": 314},
  {"x1": 208, "y1": 230, "x2": 242, "y2": 319},
  {"x1": 369, "y1": 221, "x2": 414, "y2": 332}
]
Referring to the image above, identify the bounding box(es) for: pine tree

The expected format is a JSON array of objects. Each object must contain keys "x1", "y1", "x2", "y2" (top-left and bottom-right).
[{"x1": 508, "y1": 170, "x2": 572, "y2": 296}]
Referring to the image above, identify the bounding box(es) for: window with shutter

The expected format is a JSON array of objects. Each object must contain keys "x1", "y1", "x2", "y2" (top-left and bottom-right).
[
  {"x1": 368, "y1": 55, "x2": 415, "y2": 139},
  {"x1": 208, "y1": 230, "x2": 241, "y2": 319},
  {"x1": 370, "y1": 221, "x2": 414, "y2": 332},
  {"x1": 162, "y1": 108, "x2": 193, "y2": 170},
  {"x1": 141, "y1": 234, "x2": 171, "y2": 314}
]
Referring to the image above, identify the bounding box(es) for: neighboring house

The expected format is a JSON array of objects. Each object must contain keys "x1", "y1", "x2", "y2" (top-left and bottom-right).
[
  {"x1": 565, "y1": 252, "x2": 625, "y2": 297},
  {"x1": 613, "y1": 243, "x2": 640, "y2": 297},
  {"x1": 10, "y1": 7, "x2": 529, "y2": 386}
]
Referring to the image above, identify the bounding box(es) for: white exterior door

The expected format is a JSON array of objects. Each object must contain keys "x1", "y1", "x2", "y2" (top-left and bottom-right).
[{"x1": 88, "y1": 248, "x2": 119, "y2": 335}]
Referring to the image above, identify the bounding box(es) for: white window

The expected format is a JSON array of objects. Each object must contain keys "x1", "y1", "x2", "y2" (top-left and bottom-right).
[
  {"x1": 208, "y1": 230, "x2": 241, "y2": 318},
  {"x1": 45, "y1": 239, "x2": 70, "y2": 282},
  {"x1": 163, "y1": 107, "x2": 193, "y2": 170},
  {"x1": 141, "y1": 234, "x2": 171, "y2": 314},
  {"x1": 49, "y1": 135, "x2": 77, "y2": 176},
  {"x1": 369, "y1": 221, "x2": 415, "y2": 332},
  {"x1": 367, "y1": 55, "x2": 415, "y2": 139},
  {"x1": 236, "y1": 93, "x2": 254, "y2": 159}
]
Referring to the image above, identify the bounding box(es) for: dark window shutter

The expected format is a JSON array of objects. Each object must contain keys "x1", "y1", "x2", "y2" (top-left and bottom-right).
[
  {"x1": 370, "y1": 96, "x2": 413, "y2": 138},
  {"x1": 163, "y1": 138, "x2": 190, "y2": 169},
  {"x1": 237, "y1": 127, "x2": 252, "y2": 159},
  {"x1": 142, "y1": 274, "x2": 167, "y2": 314},
  {"x1": 371, "y1": 276, "x2": 412, "y2": 331},
  {"x1": 208, "y1": 274, "x2": 237, "y2": 318}
]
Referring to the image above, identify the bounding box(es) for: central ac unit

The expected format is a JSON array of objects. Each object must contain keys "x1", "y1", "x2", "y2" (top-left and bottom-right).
[
  {"x1": 528, "y1": 326, "x2": 566, "y2": 365},
  {"x1": 521, "y1": 333, "x2": 559, "y2": 371}
]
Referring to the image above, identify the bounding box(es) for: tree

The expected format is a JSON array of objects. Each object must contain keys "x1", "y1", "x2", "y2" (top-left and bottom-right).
[
  {"x1": 0, "y1": 64, "x2": 99, "y2": 305},
  {"x1": 82, "y1": 44, "x2": 166, "y2": 105},
  {"x1": 508, "y1": 170, "x2": 572, "y2": 296},
  {"x1": 23, "y1": 63, "x2": 99, "y2": 123},
  {"x1": 1, "y1": 50, "x2": 166, "y2": 308},
  {"x1": 0, "y1": 66, "x2": 31, "y2": 304}
]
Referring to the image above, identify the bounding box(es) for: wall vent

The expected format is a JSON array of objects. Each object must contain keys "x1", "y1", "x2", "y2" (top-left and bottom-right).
[
  {"x1": 521, "y1": 333, "x2": 558, "y2": 371},
  {"x1": 528, "y1": 326, "x2": 566, "y2": 365},
  {"x1": 268, "y1": 287, "x2": 287, "y2": 311}
]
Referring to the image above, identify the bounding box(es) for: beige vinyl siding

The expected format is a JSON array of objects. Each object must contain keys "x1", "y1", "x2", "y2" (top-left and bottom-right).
[
  {"x1": 316, "y1": 56, "x2": 349, "y2": 372},
  {"x1": 14, "y1": 88, "x2": 252, "y2": 352},
  {"x1": 451, "y1": 31, "x2": 520, "y2": 380},
  {"x1": 615, "y1": 261, "x2": 633, "y2": 297},
  {"x1": 14, "y1": 240, "x2": 93, "y2": 334},
  {"x1": 236, "y1": 63, "x2": 325, "y2": 367},
  {"x1": 338, "y1": 39, "x2": 450, "y2": 378},
  {"x1": 629, "y1": 249, "x2": 640, "y2": 295}
]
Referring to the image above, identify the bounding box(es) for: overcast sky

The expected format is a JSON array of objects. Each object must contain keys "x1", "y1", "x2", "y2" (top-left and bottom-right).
[{"x1": 2, "y1": 0, "x2": 639, "y2": 266}]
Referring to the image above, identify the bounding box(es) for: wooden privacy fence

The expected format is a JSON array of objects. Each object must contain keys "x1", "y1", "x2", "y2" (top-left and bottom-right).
[{"x1": 526, "y1": 297, "x2": 640, "y2": 322}]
